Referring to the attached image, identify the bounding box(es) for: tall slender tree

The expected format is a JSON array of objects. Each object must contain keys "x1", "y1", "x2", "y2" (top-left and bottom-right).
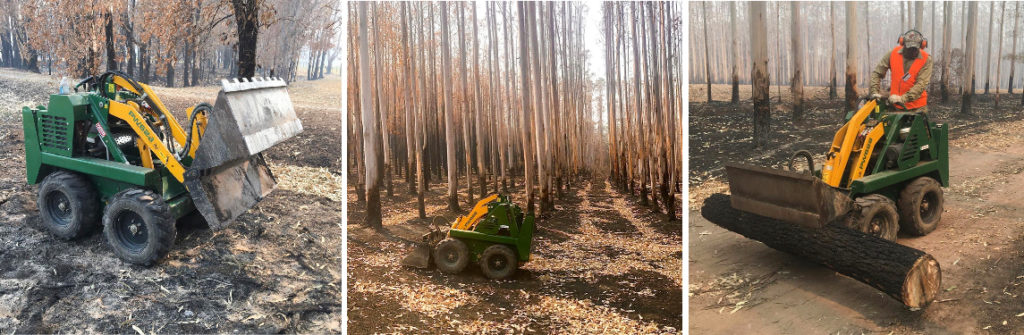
[
  {"x1": 750, "y1": 1, "x2": 770, "y2": 148},
  {"x1": 996, "y1": 1, "x2": 1007, "y2": 107},
  {"x1": 962, "y1": 2, "x2": 979, "y2": 113},
  {"x1": 790, "y1": 2, "x2": 804, "y2": 121},
  {"x1": 730, "y1": 2, "x2": 740, "y2": 104},
  {"x1": 985, "y1": 1, "x2": 995, "y2": 94},
  {"x1": 941, "y1": 2, "x2": 952, "y2": 102},
  {"x1": 440, "y1": 2, "x2": 460, "y2": 212},
  {"x1": 358, "y1": 2, "x2": 382, "y2": 229},
  {"x1": 845, "y1": 2, "x2": 860, "y2": 112}
]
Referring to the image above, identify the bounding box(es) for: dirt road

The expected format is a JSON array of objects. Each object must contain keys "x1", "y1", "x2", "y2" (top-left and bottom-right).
[
  {"x1": 347, "y1": 177, "x2": 682, "y2": 333},
  {"x1": 689, "y1": 84, "x2": 1024, "y2": 334},
  {"x1": 0, "y1": 69, "x2": 342, "y2": 333}
]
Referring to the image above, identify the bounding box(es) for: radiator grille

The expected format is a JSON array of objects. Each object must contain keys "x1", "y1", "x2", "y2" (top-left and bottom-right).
[{"x1": 39, "y1": 114, "x2": 70, "y2": 151}]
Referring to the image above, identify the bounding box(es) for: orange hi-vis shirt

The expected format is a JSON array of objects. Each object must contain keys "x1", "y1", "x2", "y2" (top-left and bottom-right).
[{"x1": 889, "y1": 46, "x2": 929, "y2": 110}]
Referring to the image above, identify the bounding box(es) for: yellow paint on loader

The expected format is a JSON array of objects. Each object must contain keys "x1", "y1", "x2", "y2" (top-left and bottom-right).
[{"x1": 821, "y1": 100, "x2": 878, "y2": 187}]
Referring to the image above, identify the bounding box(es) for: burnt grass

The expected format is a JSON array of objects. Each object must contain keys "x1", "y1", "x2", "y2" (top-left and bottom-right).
[
  {"x1": 0, "y1": 69, "x2": 342, "y2": 333},
  {"x1": 689, "y1": 90, "x2": 1024, "y2": 186},
  {"x1": 347, "y1": 174, "x2": 682, "y2": 333}
]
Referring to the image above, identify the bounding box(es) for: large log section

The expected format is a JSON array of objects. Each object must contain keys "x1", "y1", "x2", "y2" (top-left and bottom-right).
[{"x1": 701, "y1": 193, "x2": 941, "y2": 309}]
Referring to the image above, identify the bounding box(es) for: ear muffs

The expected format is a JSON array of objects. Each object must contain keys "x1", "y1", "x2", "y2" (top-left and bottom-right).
[{"x1": 899, "y1": 29, "x2": 928, "y2": 49}]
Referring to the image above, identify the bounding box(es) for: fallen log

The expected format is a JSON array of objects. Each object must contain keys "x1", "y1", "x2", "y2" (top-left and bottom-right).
[{"x1": 701, "y1": 193, "x2": 941, "y2": 309}]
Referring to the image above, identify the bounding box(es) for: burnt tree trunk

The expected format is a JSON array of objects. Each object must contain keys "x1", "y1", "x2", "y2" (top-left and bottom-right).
[
  {"x1": 749, "y1": 2, "x2": 770, "y2": 148},
  {"x1": 232, "y1": 0, "x2": 260, "y2": 79},
  {"x1": 701, "y1": 194, "x2": 941, "y2": 309}
]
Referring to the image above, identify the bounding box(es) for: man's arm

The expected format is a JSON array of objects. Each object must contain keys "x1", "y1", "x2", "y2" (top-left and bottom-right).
[
  {"x1": 903, "y1": 57, "x2": 933, "y2": 102},
  {"x1": 870, "y1": 52, "x2": 892, "y2": 96}
]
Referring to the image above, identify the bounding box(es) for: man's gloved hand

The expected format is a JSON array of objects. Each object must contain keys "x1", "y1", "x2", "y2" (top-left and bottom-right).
[
  {"x1": 870, "y1": 93, "x2": 883, "y2": 100},
  {"x1": 889, "y1": 94, "x2": 905, "y2": 105}
]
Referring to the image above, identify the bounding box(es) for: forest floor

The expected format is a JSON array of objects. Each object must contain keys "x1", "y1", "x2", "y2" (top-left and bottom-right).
[
  {"x1": 690, "y1": 83, "x2": 1024, "y2": 334},
  {"x1": 0, "y1": 68, "x2": 342, "y2": 333},
  {"x1": 347, "y1": 176, "x2": 683, "y2": 333}
]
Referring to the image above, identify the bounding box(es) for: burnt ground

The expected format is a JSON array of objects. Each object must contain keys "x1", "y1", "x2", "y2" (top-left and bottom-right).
[
  {"x1": 0, "y1": 68, "x2": 342, "y2": 333},
  {"x1": 346, "y1": 175, "x2": 682, "y2": 333},
  {"x1": 690, "y1": 84, "x2": 1024, "y2": 334}
]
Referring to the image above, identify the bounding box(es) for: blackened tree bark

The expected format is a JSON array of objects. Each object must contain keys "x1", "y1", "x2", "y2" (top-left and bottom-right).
[
  {"x1": 105, "y1": 11, "x2": 117, "y2": 71},
  {"x1": 231, "y1": 0, "x2": 260, "y2": 79},
  {"x1": 750, "y1": 1, "x2": 770, "y2": 148}
]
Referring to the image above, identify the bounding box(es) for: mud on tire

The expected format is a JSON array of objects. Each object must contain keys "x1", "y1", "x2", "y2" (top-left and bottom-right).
[
  {"x1": 851, "y1": 194, "x2": 899, "y2": 241},
  {"x1": 37, "y1": 170, "x2": 101, "y2": 239},
  {"x1": 433, "y1": 238, "x2": 469, "y2": 274},
  {"x1": 479, "y1": 244, "x2": 517, "y2": 280},
  {"x1": 898, "y1": 177, "x2": 943, "y2": 236},
  {"x1": 102, "y1": 188, "x2": 176, "y2": 266}
]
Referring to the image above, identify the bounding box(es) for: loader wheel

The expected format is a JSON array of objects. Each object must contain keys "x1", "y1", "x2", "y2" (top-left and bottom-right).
[
  {"x1": 898, "y1": 177, "x2": 944, "y2": 236},
  {"x1": 37, "y1": 171, "x2": 101, "y2": 239},
  {"x1": 852, "y1": 195, "x2": 899, "y2": 241},
  {"x1": 479, "y1": 244, "x2": 518, "y2": 280},
  {"x1": 433, "y1": 238, "x2": 469, "y2": 274},
  {"x1": 102, "y1": 189, "x2": 175, "y2": 266}
]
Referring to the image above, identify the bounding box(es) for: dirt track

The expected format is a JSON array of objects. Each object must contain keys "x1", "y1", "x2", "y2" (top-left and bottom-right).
[
  {"x1": 346, "y1": 176, "x2": 682, "y2": 333},
  {"x1": 0, "y1": 69, "x2": 342, "y2": 333},
  {"x1": 690, "y1": 84, "x2": 1024, "y2": 334}
]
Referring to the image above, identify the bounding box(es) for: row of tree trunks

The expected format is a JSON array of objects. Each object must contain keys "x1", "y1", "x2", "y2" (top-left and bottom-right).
[{"x1": 351, "y1": 2, "x2": 625, "y2": 225}]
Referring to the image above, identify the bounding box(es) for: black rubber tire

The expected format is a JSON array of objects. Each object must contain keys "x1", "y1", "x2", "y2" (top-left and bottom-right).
[
  {"x1": 851, "y1": 194, "x2": 900, "y2": 241},
  {"x1": 479, "y1": 244, "x2": 518, "y2": 280},
  {"x1": 898, "y1": 177, "x2": 944, "y2": 236},
  {"x1": 37, "y1": 170, "x2": 101, "y2": 239},
  {"x1": 433, "y1": 238, "x2": 469, "y2": 274},
  {"x1": 102, "y1": 189, "x2": 175, "y2": 266}
]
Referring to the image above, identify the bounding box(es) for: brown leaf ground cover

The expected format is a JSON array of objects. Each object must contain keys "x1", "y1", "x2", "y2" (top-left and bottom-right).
[{"x1": 347, "y1": 176, "x2": 682, "y2": 334}]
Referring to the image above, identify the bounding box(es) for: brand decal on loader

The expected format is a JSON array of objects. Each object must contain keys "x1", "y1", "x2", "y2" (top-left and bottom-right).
[
  {"x1": 127, "y1": 110, "x2": 156, "y2": 143},
  {"x1": 858, "y1": 137, "x2": 874, "y2": 171},
  {"x1": 94, "y1": 123, "x2": 107, "y2": 137}
]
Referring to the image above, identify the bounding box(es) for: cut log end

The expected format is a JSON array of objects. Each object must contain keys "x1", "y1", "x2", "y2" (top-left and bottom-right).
[{"x1": 902, "y1": 255, "x2": 942, "y2": 309}]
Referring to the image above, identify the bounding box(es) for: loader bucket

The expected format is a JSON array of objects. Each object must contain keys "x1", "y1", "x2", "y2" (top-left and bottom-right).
[
  {"x1": 401, "y1": 229, "x2": 446, "y2": 268},
  {"x1": 183, "y1": 77, "x2": 303, "y2": 230},
  {"x1": 725, "y1": 163, "x2": 852, "y2": 228}
]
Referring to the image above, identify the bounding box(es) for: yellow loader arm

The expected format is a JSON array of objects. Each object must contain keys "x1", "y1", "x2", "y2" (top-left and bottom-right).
[
  {"x1": 821, "y1": 100, "x2": 880, "y2": 188},
  {"x1": 451, "y1": 194, "x2": 500, "y2": 231}
]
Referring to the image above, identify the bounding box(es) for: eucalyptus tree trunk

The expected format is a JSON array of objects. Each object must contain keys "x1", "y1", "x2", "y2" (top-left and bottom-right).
[
  {"x1": 941, "y1": 2, "x2": 952, "y2": 102},
  {"x1": 472, "y1": 2, "x2": 486, "y2": 198},
  {"x1": 440, "y1": 2, "x2": 460, "y2": 212},
  {"x1": 829, "y1": 2, "x2": 838, "y2": 100},
  {"x1": 750, "y1": 1, "x2": 770, "y2": 149},
  {"x1": 730, "y1": 2, "x2": 740, "y2": 104},
  {"x1": 790, "y1": 2, "x2": 804, "y2": 121},
  {"x1": 401, "y1": 3, "x2": 416, "y2": 193},
  {"x1": 845, "y1": 2, "x2": 860, "y2": 113},
  {"x1": 996, "y1": 1, "x2": 1007, "y2": 107},
  {"x1": 961, "y1": 2, "x2": 978, "y2": 114},
  {"x1": 517, "y1": 2, "x2": 537, "y2": 214},
  {"x1": 985, "y1": 2, "x2": 995, "y2": 94},
  {"x1": 358, "y1": 2, "x2": 382, "y2": 229},
  {"x1": 1010, "y1": 2, "x2": 1020, "y2": 95},
  {"x1": 703, "y1": 2, "x2": 712, "y2": 102},
  {"x1": 412, "y1": 3, "x2": 427, "y2": 218}
]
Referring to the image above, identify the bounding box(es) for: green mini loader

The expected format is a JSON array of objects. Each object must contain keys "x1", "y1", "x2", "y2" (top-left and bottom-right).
[
  {"x1": 401, "y1": 194, "x2": 536, "y2": 279},
  {"x1": 726, "y1": 98, "x2": 949, "y2": 240},
  {"x1": 22, "y1": 71, "x2": 302, "y2": 265}
]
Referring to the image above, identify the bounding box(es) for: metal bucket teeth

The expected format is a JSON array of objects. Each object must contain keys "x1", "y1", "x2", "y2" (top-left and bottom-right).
[{"x1": 184, "y1": 77, "x2": 303, "y2": 230}]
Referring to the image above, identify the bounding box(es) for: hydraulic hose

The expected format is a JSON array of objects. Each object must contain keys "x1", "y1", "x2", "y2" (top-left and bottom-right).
[{"x1": 179, "y1": 103, "x2": 213, "y2": 158}]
